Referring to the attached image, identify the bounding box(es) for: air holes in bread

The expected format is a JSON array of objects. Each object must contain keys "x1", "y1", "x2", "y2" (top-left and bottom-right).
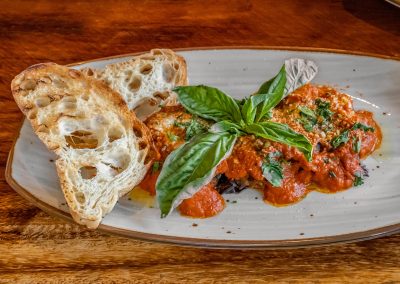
[
  {"x1": 138, "y1": 141, "x2": 148, "y2": 150},
  {"x1": 37, "y1": 125, "x2": 49, "y2": 134},
  {"x1": 65, "y1": 130, "x2": 98, "y2": 149},
  {"x1": 132, "y1": 126, "x2": 143, "y2": 138},
  {"x1": 162, "y1": 63, "x2": 175, "y2": 83},
  {"x1": 153, "y1": 91, "x2": 170, "y2": 100},
  {"x1": 79, "y1": 166, "x2": 97, "y2": 180},
  {"x1": 108, "y1": 127, "x2": 124, "y2": 142},
  {"x1": 128, "y1": 76, "x2": 141, "y2": 91},
  {"x1": 28, "y1": 109, "x2": 37, "y2": 120},
  {"x1": 35, "y1": 97, "x2": 51, "y2": 108},
  {"x1": 61, "y1": 97, "x2": 77, "y2": 110},
  {"x1": 20, "y1": 79, "x2": 36, "y2": 91},
  {"x1": 102, "y1": 153, "x2": 131, "y2": 176},
  {"x1": 84, "y1": 68, "x2": 94, "y2": 76},
  {"x1": 69, "y1": 69, "x2": 80, "y2": 79},
  {"x1": 140, "y1": 64, "x2": 153, "y2": 75},
  {"x1": 75, "y1": 192, "x2": 86, "y2": 204}
]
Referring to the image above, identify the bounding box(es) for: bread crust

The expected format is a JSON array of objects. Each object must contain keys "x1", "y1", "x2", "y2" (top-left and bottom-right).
[{"x1": 11, "y1": 63, "x2": 153, "y2": 228}]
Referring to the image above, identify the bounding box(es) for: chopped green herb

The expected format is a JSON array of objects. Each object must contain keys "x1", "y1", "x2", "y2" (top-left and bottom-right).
[
  {"x1": 298, "y1": 106, "x2": 317, "y2": 132},
  {"x1": 315, "y1": 99, "x2": 333, "y2": 124},
  {"x1": 261, "y1": 151, "x2": 284, "y2": 187},
  {"x1": 231, "y1": 200, "x2": 237, "y2": 204},
  {"x1": 352, "y1": 122, "x2": 374, "y2": 132},
  {"x1": 299, "y1": 106, "x2": 316, "y2": 118},
  {"x1": 331, "y1": 130, "x2": 349, "y2": 149},
  {"x1": 353, "y1": 172, "x2": 364, "y2": 186},
  {"x1": 173, "y1": 119, "x2": 208, "y2": 141},
  {"x1": 173, "y1": 121, "x2": 189, "y2": 128},
  {"x1": 185, "y1": 119, "x2": 208, "y2": 141},
  {"x1": 167, "y1": 132, "x2": 179, "y2": 142},
  {"x1": 352, "y1": 136, "x2": 361, "y2": 154},
  {"x1": 323, "y1": 157, "x2": 330, "y2": 164},
  {"x1": 328, "y1": 171, "x2": 337, "y2": 178},
  {"x1": 152, "y1": 161, "x2": 160, "y2": 173}
]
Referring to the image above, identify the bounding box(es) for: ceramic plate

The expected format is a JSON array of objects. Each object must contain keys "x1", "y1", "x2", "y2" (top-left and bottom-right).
[{"x1": 6, "y1": 48, "x2": 400, "y2": 248}]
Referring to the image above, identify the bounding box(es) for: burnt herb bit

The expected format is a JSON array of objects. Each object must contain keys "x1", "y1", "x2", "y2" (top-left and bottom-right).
[
  {"x1": 331, "y1": 130, "x2": 350, "y2": 149},
  {"x1": 352, "y1": 122, "x2": 374, "y2": 132},
  {"x1": 352, "y1": 136, "x2": 361, "y2": 154},
  {"x1": 167, "y1": 132, "x2": 179, "y2": 142},
  {"x1": 353, "y1": 172, "x2": 364, "y2": 186},
  {"x1": 262, "y1": 151, "x2": 284, "y2": 187},
  {"x1": 216, "y1": 174, "x2": 247, "y2": 194},
  {"x1": 152, "y1": 161, "x2": 160, "y2": 173},
  {"x1": 298, "y1": 106, "x2": 317, "y2": 132},
  {"x1": 328, "y1": 171, "x2": 337, "y2": 178},
  {"x1": 315, "y1": 98, "x2": 333, "y2": 123}
]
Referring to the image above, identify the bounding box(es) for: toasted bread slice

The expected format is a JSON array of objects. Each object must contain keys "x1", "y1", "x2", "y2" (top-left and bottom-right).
[
  {"x1": 11, "y1": 63, "x2": 153, "y2": 228},
  {"x1": 83, "y1": 49, "x2": 188, "y2": 119}
]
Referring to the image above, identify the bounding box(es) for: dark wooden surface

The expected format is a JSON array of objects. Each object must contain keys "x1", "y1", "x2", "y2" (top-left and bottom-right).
[{"x1": 1, "y1": 0, "x2": 400, "y2": 282}]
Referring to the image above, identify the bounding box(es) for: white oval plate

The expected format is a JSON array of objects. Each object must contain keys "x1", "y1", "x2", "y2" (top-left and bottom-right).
[{"x1": 6, "y1": 48, "x2": 400, "y2": 248}]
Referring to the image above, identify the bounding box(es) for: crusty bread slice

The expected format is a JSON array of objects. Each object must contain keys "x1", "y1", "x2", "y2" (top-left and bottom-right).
[
  {"x1": 11, "y1": 63, "x2": 153, "y2": 228},
  {"x1": 83, "y1": 49, "x2": 187, "y2": 119}
]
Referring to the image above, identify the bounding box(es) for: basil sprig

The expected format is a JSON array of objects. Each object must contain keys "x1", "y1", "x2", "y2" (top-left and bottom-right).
[
  {"x1": 157, "y1": 132, "x2": 237, "y2": 217},
  {"x1": 157, "y1": 59, "x2": 316, "y2": 217}
]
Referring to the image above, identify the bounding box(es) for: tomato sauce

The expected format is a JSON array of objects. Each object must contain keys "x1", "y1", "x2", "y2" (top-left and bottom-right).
[
  {"x1": 178, "y1": 183, "x2": 225, "y2": 218},
  {"x1": 142, "y1": 85, "x2": 382, "y2": 218}
]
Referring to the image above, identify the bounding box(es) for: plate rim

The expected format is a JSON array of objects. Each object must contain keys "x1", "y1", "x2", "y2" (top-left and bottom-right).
[{"x1": 6, "y1": 46, "x2": 400, "y2": 249}]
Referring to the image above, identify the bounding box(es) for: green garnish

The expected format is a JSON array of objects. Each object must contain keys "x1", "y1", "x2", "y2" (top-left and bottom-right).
[
  {"x1": 157, "y1": 60, "x2": 317, "y2": 217},
  {"x1": 328, "y1": 171, "x2": 336, "y2": 178},
  {"x1": 152, "y1": 161, "x2": 160, "y2": 173},
  {"x1": 298, "y1": 106, "x2": 317, "y2": 132},
  {"x1": 174, "y1": 118, "x2": 208, "y2": 141},
  {"x1": 167, "y1": 132, "x2": 179, "y2": 142},
  {"x1": 354, "y1": 172, "x2": 364, "y2": 186},
  {"x1": 331, "y1": 130, "x2": 350, "y2": 149},
  {"x1": 352, "y1": 136, "x2": 361, "y2": 154},
  {"x1": 261, "y1": 151, "x2": 284, "y2": 187},
  {"x1": 315, "y1": 99, "x2": 333, "y2": 123},
  {"x1": 352, "y1": 122, "x2": 374, "y2": 132}
]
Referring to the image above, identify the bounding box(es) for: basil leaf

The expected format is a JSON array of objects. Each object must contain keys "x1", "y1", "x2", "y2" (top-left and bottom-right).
[
  {"x1": 241, "y1": 96, "x2": 257, "y2": 124},
  {"x1": 352, "y1": 136, "x2": 361, "y2": 154},
  {"x1": 331, "y1": 130, "x2": 349, "y2": 149},
  {"x1": 245, "y1": 121, "x2": 313, "y2": 161},
  {"x1": 299, "y1": 106, "x2": 316, "y2": 118},
  {"x1": 156, "y1": 132, "x2": 237, "y2": 217},
  {"x1": 185, "y1": 119, "x2": 208, "y2": 141},
  {"x1": 315, "y1": 99, "x2": 333, "y2": 123},
  {"x1": 284, "y1": 58, "x2": 318, "y2": 95},
  {"x1": 174, "y1": 85, "x2": 242, "y2": 123},
  {"x1": 210, "y1": 120, "x2": 242, "y2": 134},
  {"x1": 253, "y1": 65, "x2": 286, "y2": 122},
  {"x1": 167, "y1": 132, "x2": 179, "y2": 142},
  {"x1": 262, "y1": 151, "x2": 284, "y2": 187},
  {"x1": 353, "y1": 172, "x2": 364, "y2": 186},
  {"x1": 352, "y1": 122, "x2": 374, "y2": 132},
  {"x1": 298, "y1": 106, "x2": 317, "y2": 132},
  {"x1": 152, "y1": 161, "x2": 160, "y2": 173}
]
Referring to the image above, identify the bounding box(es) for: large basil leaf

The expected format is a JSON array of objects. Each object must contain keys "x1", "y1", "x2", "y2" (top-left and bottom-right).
[
  {"x1": 284, "y1": 58, "x2": 318, "y2": 96},
  {"x1": 253, "y1": 65, "x2": 286, "y2": 122},
  {"x1": 245, "y1": 121, "x2": 313, "y2": 161},
  {"x1": 174, "y1": 85, "x2": 242, "y2": 123},
  {"x1": 156, "y1": 131, "x2": 237, "y2": 217},
  {"x1": 210, "y1": 120, "x2": 242, "y2": 134}
]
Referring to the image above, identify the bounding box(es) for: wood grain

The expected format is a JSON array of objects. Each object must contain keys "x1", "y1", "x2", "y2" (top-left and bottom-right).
[{"x1": 0, "y1": 0, "x2": 399, "y2": 282}]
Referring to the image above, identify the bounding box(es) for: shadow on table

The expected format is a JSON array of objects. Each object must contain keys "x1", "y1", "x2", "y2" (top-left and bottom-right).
[{"x1": 343, "y1": 0, "x2": 400, "y2": 36}]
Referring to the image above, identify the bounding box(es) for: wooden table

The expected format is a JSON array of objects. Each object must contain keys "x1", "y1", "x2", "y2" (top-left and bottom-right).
[{"x1": 1, "y1": 0, "x2": 399, "y2": 282}]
